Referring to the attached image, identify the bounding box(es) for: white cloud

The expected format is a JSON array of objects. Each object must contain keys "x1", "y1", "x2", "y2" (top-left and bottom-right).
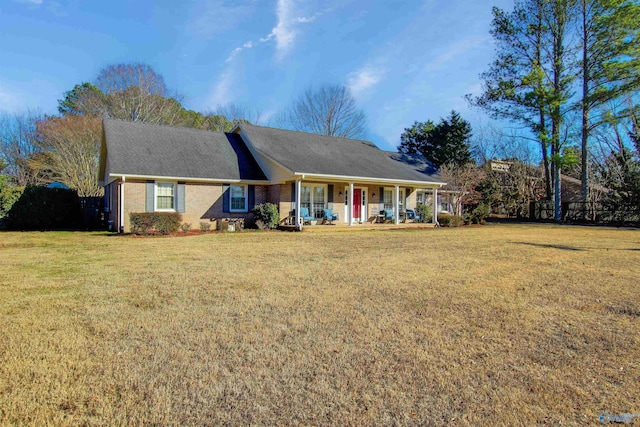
[
  {"x1": 424, "y1": 36, "x2": 489, "y2": 72},
  {"x1": 189, "y1": 0, "x2": 255, "y2": 39},
  {"x1": 270, "y1": 0, "x2": 297, "y2": 59},
  {"x1": 348, "y1": 67, "x2": 385, "y2": 99},
  {"x1": 222, "y1": 0, "x2": 330, "y2": 63},
  {"x1": 208, "y1": 68, "x2": 234, "y2": 107},
  {"x1": 257, "y1": 0, "x2": 321, "y2": 60}
]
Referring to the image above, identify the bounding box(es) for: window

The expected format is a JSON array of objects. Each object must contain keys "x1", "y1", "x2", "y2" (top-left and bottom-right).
[
  {"x1": 156, "y1": 182, "x2": 175, "y2": 210},
  {"x1": 302, "y1": 185, "x2": 326, "y2": 218},
  {"x1": 416, "y1": 192, "x2": 424, "y2": 205},
  {"x1": 312, "y1": 186, "x2": 325, "y2": 218},
  {"x1": 383, "y1": 189, "x2": 393, "y2": 210},
  {"x1": 230, "y1": 185, "x2": 247, "y2": 212}
]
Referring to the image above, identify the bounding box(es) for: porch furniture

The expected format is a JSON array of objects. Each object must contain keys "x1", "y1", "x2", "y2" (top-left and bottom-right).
[
  {"x1": 298, "y1": 207, "x2": 315, "y2": 225},
  {"x1": 382, "y1": 209, "x2": 394, "y2": 223},
  {"x1": 406, "y1": 209, "x2": 422, "y2": 221},
  {"x1": 322, "y1": 208, "x2": 339, "y2": 224}
]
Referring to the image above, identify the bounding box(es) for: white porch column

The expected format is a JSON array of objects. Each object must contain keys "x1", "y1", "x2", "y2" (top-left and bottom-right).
[
  {"x1": 394, "y1": 185, "x2": 400, "y2": 225},
  {"x1": 119, "y1": 176, "x2": 125, "y2": 233},
  {"x1": 348, "y1": 182, "x2": 354, "y2": 226},
  {"x1": 295, "y1": 179, "x2": 302, "y2": 230},
  {"x1": 433, "y1": 187, "x2": 438, "y2": 225}
]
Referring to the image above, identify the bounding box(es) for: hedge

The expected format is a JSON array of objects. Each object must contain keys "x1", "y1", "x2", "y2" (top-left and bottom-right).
[
  {"x1": 251, "y1": 203, "x2": 280, "y2": 229},
  {"x1": 438, "y1": 213, "x2": 463, "y2": 227},
  {"x1": 3, "y1": 185, "x2": 82, "y2": 230},
  {"x1": 130, "y1": 212, "x2": 182, "y2": 235}
]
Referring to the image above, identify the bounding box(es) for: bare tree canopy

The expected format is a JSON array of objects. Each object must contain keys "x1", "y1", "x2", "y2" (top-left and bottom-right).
[
  {"x1": 58, "y1": 63, "x2": 187, "y2": 125},
  {"x1": 288, "y1": 84, "x2": 366, "y2": 139},
  {"x1": 30, "y1": 115, "x2": 103, "y2": 197},
  {"x1": 0, "y1": 110, "x2": 43, "y2": 186},
  {"x1": 96, "y1": 63, "x2": 168, "y2": 97}
]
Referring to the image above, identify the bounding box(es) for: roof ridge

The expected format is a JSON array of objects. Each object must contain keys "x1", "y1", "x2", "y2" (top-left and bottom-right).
[
  {"x1": 240, "y1": 122, "x2": 377, "y2": 146},
  {"x1": 103, "y1": 118, "x2": 229, "y2": 136}
]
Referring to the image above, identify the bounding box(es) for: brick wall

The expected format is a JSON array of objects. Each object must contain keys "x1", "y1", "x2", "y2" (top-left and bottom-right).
[{"x1": 116, "y1": 181, "x2": 268, "y2": 232}]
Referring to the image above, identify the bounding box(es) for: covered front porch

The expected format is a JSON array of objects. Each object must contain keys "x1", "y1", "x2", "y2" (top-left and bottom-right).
[{"x1": 283, "y1": 175, "x2": 444, "y2": 229}]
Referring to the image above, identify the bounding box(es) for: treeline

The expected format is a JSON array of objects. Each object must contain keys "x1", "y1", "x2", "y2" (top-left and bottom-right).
[
  {"x1": 0, "y1": 62, "x2": 369, "y2": 205},
  {"x1": 0, "y1": 63, "x2": 258, "y2": 198},
  {"x1": 468, "y1": 0, "x2": 640, "y2": 220}
]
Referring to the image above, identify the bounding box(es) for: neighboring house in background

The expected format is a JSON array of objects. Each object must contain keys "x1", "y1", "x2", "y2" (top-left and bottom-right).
[{"x1": 99, "y1": 120, "x2": 445, "y2": 232}]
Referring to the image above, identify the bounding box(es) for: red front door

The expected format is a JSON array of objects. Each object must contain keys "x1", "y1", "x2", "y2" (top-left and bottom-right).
[{"x1": 353, "y1": 189, "x2": 362, "y2": 219}]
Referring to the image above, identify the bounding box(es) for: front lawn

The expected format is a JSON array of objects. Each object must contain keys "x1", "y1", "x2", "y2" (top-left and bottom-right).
[{"x1": 0, "y1": 225, "x2": 638, "y2": 425}]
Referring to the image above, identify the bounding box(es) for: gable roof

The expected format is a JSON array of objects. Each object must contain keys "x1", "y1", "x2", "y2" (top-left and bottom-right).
[
  {"x1": 101, "y1": 119, "x2": 267, "y2": 182},
  {"x1": 236, "y1": 124, "x2": 443, "y2": 185}
]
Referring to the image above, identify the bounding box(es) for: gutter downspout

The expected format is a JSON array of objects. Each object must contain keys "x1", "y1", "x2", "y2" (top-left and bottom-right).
[{"x1": 119, "y1": 176, "x2": 125, "y2": 233}]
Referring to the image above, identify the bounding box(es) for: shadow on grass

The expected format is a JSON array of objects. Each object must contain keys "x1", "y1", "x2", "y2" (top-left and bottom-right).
[
  {"x1": 513, "y1": 242, "x2": 640, "y2": 252},
  {"x1": 512, "y1": 242, "x2": 586, "y2": 251}
]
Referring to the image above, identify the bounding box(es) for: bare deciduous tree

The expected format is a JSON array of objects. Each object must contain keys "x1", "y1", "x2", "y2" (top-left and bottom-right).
[
  {"x1": 95, "y1": 63, "x2": 185, "y2": 125},
  {"x1": 200, "y1": 103, "x2": 264, "y2": 131},
  {"x1": 288, "y1": 84, "x2": 366, "y2": 139},
  {"x1": 438, "y1": 162, "x2": 485, "y2": 215},
  {"x1": 0, "y1": 110, "x2": 43, "y2": 186},
  {"x1": 30, "y1": 115, "x2": 103, "y2": 197}
]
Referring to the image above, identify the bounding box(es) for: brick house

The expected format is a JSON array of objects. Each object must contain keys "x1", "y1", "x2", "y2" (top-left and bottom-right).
[{"x1": 99, "y1": 119, "x2": 445, "y2": 232}]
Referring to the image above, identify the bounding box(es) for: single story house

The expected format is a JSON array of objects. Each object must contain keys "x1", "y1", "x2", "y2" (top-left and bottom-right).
[{"x1": 99, "y1": 119, "x2": 446, "y2": 232}]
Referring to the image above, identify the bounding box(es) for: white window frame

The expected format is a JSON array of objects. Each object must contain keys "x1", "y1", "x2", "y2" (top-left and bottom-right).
[
  {"x1": 229, "y1": 184, "x2": 248, "y2": 212},
  {"x1": 382, "y1": 188, "x2": 394, "y2": 210},
  {"x1": 302, "y1": 184, "x2": 327, "y2": 219},
  {"x1": 155, "y1": 181, "x2": 176, "y2": 212}
]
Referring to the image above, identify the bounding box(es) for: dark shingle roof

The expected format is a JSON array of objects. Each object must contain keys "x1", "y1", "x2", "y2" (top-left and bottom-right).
[
  {"x1": 238, "y1": 124, "x2": 443, "y2": 184},
  {"x1": 102, "y1": 120, "x2": 267, "y2": 181}
]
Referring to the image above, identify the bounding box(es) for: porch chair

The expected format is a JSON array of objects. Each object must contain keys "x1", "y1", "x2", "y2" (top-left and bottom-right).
[
  {"x1": 298, "y1": 207, "x2": 315, "y2": 225},
  {"x1": 322, "y1": 208, "x2": 339, "y2": 225},
  {"x1": 382, "y1": 209, "x2": 394, "y2": 223}
]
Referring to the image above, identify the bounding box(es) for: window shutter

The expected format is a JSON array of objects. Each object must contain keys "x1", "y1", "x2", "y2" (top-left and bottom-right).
[
  {"x1": 328, "y1": 184, "x2": 334, "y2": 203},
  {"x1": 177, "y1": 182, "x2": 186, "y2": 213},
  {"x1": 379, "y1": 186, "x2": 384, "y2": 211},
  {"x1": 405, "y1": 188, "x2": 410, "y2": 208},
  {"x1": 291, "y1": 182, "x2": 295, "y2": 203},
  {"x1": 248, "y1": 185, "x2": 255, "y2": 210},
  {"x1": 145, "y1": 181, "x2": 154, "y2": 212},
  {"x1": 222, "y1": 184, "x2": 230, "y2": 213}
]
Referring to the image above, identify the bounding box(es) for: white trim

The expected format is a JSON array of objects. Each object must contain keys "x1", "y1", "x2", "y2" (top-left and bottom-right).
[
  {"x1": 301, "y1": 183, "x2": 328, "y2": 220},
  {"x1": 394, "y1": 185, "x2": 400, "y2": 225},
  {"x1": 108, "y1": 173, "x2": 268, "y2": 185},
  {"x1": 229, "y1": 184, "x2": 248, "y2": 213},
  {"x1": 348, "y1": 183, "x2": 354, "y2": 226},
  {"x1": 295, "y1": 179, "x2": 301, "y2": 229},
  {"x1": 433, "y1": 188, "x2": 438, "y2": 225},
  {"x1": 155, "y1": 181, "x2": 177, "y2": 212},
  {"x1": 344, "y1": 185, "x2": 368, "y2": 224},
  {"x1": 294, "y1": 172, "x2": 444, "y2": 187},
  {"x1": 119, "y1": 176, "x2": 125, "y2": 233}
]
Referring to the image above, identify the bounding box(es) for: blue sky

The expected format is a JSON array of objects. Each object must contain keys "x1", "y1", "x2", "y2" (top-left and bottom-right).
[{"x1": 0, "y1": 0, "x2": 514, "y2": 150}]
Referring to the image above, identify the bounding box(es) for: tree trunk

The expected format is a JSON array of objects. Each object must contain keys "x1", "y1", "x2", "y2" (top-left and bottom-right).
[{"x1": 580, "y1": 0, "x2": 590, "y2": 214}]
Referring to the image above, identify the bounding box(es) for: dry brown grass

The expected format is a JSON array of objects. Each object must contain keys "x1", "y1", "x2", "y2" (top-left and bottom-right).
[{"x1": 0, "y1": 224, "x2": 638, "y2": 426}]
